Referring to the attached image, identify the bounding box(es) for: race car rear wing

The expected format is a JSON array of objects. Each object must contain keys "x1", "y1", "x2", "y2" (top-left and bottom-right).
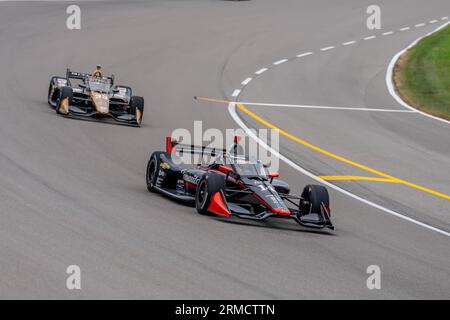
[
  {"x1": 166, "y1": 137, "x2": 227, "y2": 157},
  {"x1": 165, "y1": 135, "x2": 246, "y2": 158},
  {"x1": 66, "y1": 68, "x2": 115, "y2": 85}
]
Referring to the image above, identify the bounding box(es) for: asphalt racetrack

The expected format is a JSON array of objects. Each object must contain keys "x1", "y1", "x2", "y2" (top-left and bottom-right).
[{"x1": 0, "y1": 0, "x2": 449, "y2": 299}]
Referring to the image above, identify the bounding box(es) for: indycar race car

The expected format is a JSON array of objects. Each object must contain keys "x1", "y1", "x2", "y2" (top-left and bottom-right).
[
  {"x1": 48, "y1": 69, "x2": 144, "y2": 126},
  {"x1": 146, "y1": 136, "x2": 334, "y2": 230}
]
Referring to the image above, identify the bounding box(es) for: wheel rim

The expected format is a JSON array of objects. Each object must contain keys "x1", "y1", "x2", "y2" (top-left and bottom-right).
[
  {"x1": 55, "y1": 95, "x2": 61, "y2": 111},
  {"x1": 148, "y1": 159, "x2": 157, "y2": 187},
  {"x1": 300, "y1": 189, "x2": 312, "y2": 214},
  {"x1": 197, "y1": 181, "x2": 208, "y2": 208}
]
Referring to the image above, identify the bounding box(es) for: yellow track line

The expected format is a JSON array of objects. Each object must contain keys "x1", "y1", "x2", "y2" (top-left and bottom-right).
[
  {"x1": 319, "y1": 176, "x2": 399, "y2": 183},
  {"x1": 236, "y1": 103, "x2": 450, "y2": 201}
]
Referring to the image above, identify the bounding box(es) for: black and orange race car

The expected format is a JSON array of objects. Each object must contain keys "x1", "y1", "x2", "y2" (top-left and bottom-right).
[
  {"x1": 146, "y1": 136, "x2": 334, "y2": 230},
  {"x1": 47, "y1": 69, "x2": 144, "y2": 126}
]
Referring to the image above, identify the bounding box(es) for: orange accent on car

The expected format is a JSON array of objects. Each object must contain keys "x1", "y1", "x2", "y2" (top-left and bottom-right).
[
  {"x1": 218, "y1": 165, "x2": 233, "y2": 173},
  {"x1": 207, "y1": 192, "x2": 231, "y2": 217},
  {"x1": 166, "y1": 136, "x2": 176, "y2": 153},
  {"x1": 272, "y1": 207, "x2": 291, "y2": 216}
]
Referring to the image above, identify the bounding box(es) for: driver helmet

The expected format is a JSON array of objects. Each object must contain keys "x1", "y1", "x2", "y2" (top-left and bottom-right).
[{"x1": 93, "y1": 65, "x2": 102, "y2": 77}]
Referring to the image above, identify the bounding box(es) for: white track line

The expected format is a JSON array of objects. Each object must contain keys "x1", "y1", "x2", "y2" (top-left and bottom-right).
[
  {"x1": 429, "y1": 20, "x2": 438, "y2": 24},
  {"x1": 320, "y1": 46, "x2": 335, "y2": 51},
  {"x1": 228, "y1": 102, "x2": 450, "y2": 238},
  {"x1": 226, "y1": 16, "x2": 450, "y2": 238},
  {"x1": 386, "y1": 21, "x2": 450, "y2": 125},
  {"x1": 415, "y1": 23, "x2": 426, "y2": 28},
  {"x1": 241, "y1": 78, "x2": 252, "y2": 86},
  {"x1": 382, "y1": 31, "x2": 394, "y2": 36},
  {"x1": 296, "y1": 52, "x2": 313, "y2": 58},
  {"x1": 273, "y1": 59, "x2": 288, "y2": 65},
  {"x1": 342, "y1": 41, "x2": 357, "y2": 46},
  {"x1": 231, "y1": 89, "x2": 241, "y2": 97},
  {"x1": 235, "y1": 101, "x2": 416, "y2": 113},
  {"x1": 255, "y1": 68, "x2": 268, "y2": 75},
  {"x1": 363, "y1": 35, "x2": 376, "y2": 40}
]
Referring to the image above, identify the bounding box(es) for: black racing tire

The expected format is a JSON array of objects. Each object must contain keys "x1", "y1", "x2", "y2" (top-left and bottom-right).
[
  {"x1": 129, "y1": 96, "x2": 144, "y2": 126},
  {"x1": 48, "y1": 76, "x2": 66, "y2": 106},
  {"x1": 55, "y1": 86, "x2": 73, "y2": 114},
  {"x1": 48, "y1": 84, "x2": 53, "y2": 105},
  {"x1": 195, "y1": 173, "x2": 225, "y2": 216},
  {"x1": 48, "y1": 78, "x2": 56, "y2": 105},
  {"x1": 146, "y1": 151, "x2": 163, "y2": 192},
  {"x1": 301, "y1": 185, "x2": 330, "y2": 214}
]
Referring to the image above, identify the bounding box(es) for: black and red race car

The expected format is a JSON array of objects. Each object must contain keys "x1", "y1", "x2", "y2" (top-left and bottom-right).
[{"x1": 146, "y1": 136, "x2": 334, "y2": 230}]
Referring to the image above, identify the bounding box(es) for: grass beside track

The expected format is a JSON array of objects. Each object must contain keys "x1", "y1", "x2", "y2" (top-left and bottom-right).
[{"x1": 394, "y1": 25, "x2": 450, "y2": 120}]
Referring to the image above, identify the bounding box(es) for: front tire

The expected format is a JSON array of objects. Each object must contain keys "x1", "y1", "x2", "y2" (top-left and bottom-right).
[
  {"x1": 48, "y1": 76, "x2": 67, "y2": 106},
  {"x1": 146, "y1": 152, "x2": 162, "y2": 192},
  {"x1": 48, "y1": 83, "x2": 55, "y2": 105},
  {"x1": 55, "y1": 86, "x2": 73, "y2": 115},
  {"x1": 130, "y1": 96, "x2": 144, "y2": 126},
  {"x1": 196, "y1": 173, "x2": 225, "y2": 215},
  {"x1": 300, "y1": 185, "x2": 330, "y2": 214}
]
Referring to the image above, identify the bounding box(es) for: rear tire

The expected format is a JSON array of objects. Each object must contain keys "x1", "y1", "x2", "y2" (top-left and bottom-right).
[
  {"x1": 146, "y1": 152, "x2": 162, "y2": 192},
  {"x1": 130, "y1": 96, "x2": 144, "y2": 126},
  {"x1": 300, "y1": 185, "x2": 330, "y2": 214},
  {"x1": 195, "y1": 173, "x2": 225, "y2": 215},
  {"x1": 55, "y1": 86, "x2": 73, "y2": 114}
]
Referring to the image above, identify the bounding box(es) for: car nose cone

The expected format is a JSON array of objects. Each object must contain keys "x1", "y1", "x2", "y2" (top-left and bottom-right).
[{"x1": 92, "y1": 93, "x2": 109, "y2": 114}]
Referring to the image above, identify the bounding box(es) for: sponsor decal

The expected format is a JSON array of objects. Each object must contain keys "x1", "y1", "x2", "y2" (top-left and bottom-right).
[
  {"x1": 183, "y1": 173, "x2": 201, "y2": 186},
  {"x1": 160, "y1": 162, "x2": 170, "y2": 170}
]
